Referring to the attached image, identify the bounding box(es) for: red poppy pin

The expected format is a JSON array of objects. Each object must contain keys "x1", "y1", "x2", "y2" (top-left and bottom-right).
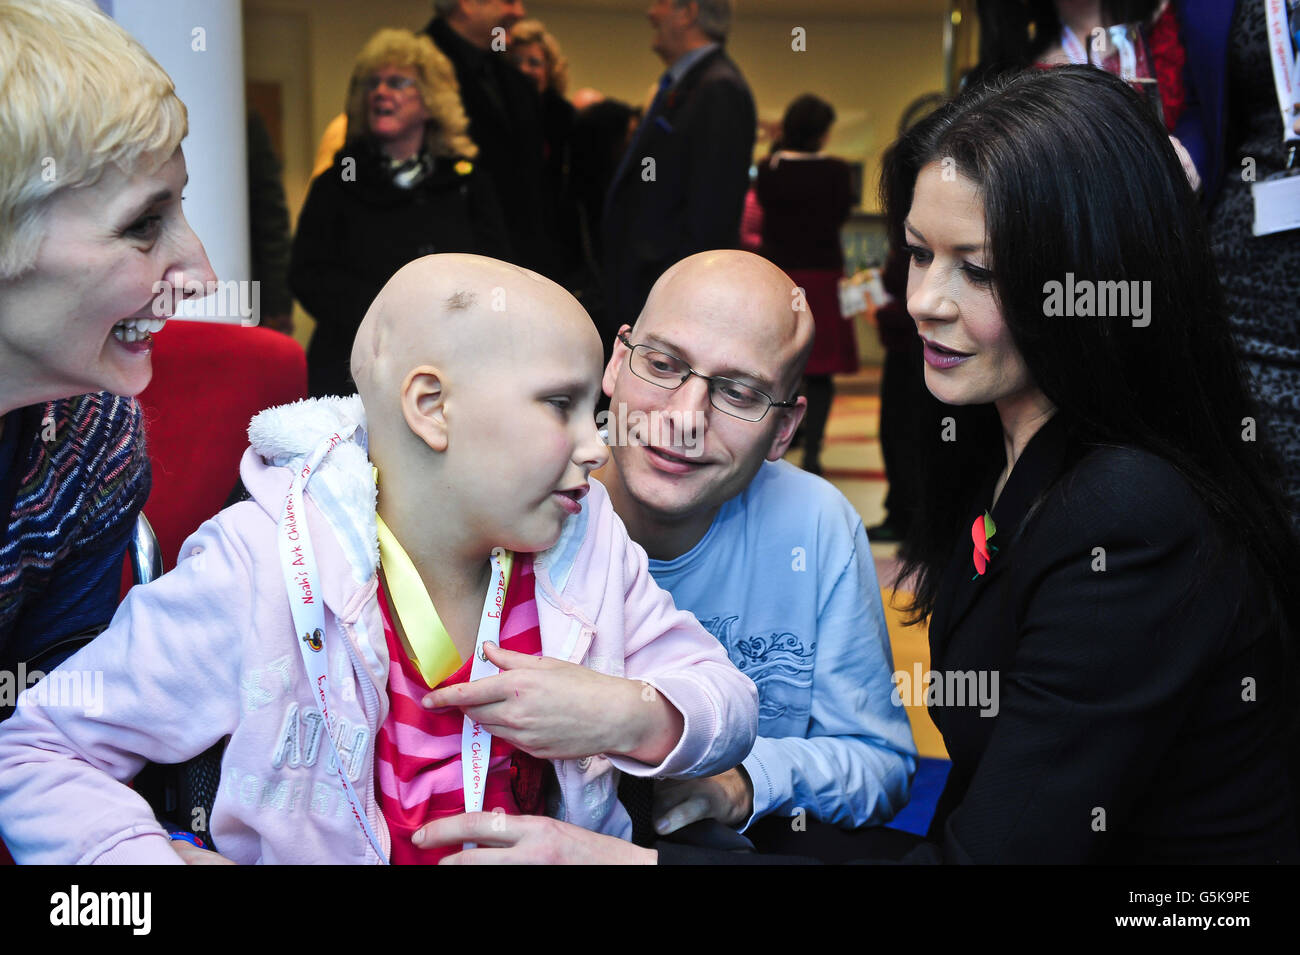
[{"x1": 971, "y1": 511, "x2": 998, "y2": 579}]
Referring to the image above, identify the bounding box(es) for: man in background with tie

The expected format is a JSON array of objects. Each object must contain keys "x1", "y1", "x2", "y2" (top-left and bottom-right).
[{"x1": 601, "y1": 1, "x2": 756, "y2": 347}]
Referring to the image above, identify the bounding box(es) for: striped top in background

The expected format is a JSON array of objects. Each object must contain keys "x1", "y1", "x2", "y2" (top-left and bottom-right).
[
  {"x1": 0, "y1": 393, "x2": 150, "y2": 670},
  {"x1": 375, "y1": 553, "x2": 546, "y2": 864}
]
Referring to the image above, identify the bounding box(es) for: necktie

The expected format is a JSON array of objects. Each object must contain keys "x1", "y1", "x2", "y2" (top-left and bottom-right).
[
  {"x1": 645, "y1": 70, "x2": 674, "y2": 123},
  {"x1": 607, "y1": 71, "x2": 674, "y2": 203}
]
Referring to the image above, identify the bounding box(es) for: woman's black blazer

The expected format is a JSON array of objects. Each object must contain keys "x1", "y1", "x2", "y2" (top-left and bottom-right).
[{"x1": 923, "y1": 414, "x2": 1297, "y2": 863}]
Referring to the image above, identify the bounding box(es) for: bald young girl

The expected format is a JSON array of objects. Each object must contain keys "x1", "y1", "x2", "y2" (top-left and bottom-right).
[{"x1": 0, "y1": 254, "x2": 758, "y2": 864}]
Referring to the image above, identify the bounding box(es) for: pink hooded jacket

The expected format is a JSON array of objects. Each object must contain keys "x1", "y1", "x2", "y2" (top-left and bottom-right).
[{"x1": 0, "y1": 397, "x2": 758, "y2": 864}]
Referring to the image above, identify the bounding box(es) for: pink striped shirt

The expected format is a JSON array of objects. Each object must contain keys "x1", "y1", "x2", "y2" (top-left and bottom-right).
[{"x1": 374, "y1": 554, "x2": 545, "y2": 864}]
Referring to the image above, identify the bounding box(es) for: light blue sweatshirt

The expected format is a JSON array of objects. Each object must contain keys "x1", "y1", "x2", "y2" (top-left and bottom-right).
[{"x1": 648, "y1": 459, "x2": 917, "y2": 830}]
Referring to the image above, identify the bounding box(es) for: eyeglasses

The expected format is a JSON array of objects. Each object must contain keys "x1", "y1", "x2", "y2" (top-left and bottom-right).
[
  {"x1": 617, "y1": 332, "x2": 798, "y2": 422},
  {"x1": 364, "y1": 74, "x2": 417, "y2": 93}
]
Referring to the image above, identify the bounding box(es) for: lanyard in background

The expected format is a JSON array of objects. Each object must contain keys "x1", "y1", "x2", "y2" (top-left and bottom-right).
[{"x1": 1266, "y1": 0, "x2": 1300, "y2": 152}]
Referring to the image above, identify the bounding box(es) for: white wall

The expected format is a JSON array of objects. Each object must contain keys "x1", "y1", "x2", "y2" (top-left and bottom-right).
[
  {"x1": 243, "y1": 7, "x2": 314, "y2": 228},
  {"x1": 113, "y1": 0, "x2": 251, "y2": 320}
]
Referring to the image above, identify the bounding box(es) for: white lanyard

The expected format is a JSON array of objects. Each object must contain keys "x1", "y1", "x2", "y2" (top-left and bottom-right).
[
  {"x1": 1061, "y1": 25, "x2": 1090, "y2": 65},
  {"x1": 1265, "y1": 0, "x2": 1300, "y2": 145},
  {"x1": 1110, "y1": 25, "x2": 1138, "y2": 81},
  {"x1": 459, "y1": 547, "x2": 509, "y2": 849},
  {"x1": 278, "y1": 428, "x2": 390, "y2": 864},
  {"x1": 1062, "y1": 24, "x2": 1137, "y2": 79}
]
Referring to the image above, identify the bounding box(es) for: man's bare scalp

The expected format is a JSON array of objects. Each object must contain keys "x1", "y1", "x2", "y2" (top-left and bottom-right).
[{"x1": 634, "y1": 250, "x2": 815, "y2": 395}]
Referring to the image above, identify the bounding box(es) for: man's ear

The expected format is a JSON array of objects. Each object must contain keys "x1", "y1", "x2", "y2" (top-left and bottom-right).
[
  {"x1": 682, "y1": 0, "x2": 701, "y2": 30},
  {"x1": 401, "y1": 365, "x2": 448, "y2": 453},
  {"x1": 766, "y1": 395, "x2": 807, "y2": 462},
  {"x1": 602, "y1": 324, "x2": 633, "y2": 399}
]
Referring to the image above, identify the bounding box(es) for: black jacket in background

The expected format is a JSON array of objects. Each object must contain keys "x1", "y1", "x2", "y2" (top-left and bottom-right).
[
  {"x1": 289, "y1": 139, "x2": 509, "y2": 398},
  {"x1": 539, "y1": 87, "x2": 581, "y2": 289},
  {"x1": 246, "y1": 110, "x2": 293, "y2": 319},
  {"x1": 602, "y1": 47, "x2": 756, "y2": 340},
  {"x1": 756, "y1": 154, "x2": 852, "y2": 273},
  {"x1": 424, "y1": 16, "x2": 549, "y2": 277}
]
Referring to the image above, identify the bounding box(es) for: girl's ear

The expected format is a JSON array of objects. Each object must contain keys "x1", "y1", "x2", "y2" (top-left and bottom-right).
[{"x1": 401, "y1": 365, "x2": 448, "y2": 453}]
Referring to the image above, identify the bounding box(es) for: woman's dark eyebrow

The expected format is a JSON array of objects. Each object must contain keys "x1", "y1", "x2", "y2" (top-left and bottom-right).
[{"x1": 904, "y1": 219, "x2": 984, "y2": 254}]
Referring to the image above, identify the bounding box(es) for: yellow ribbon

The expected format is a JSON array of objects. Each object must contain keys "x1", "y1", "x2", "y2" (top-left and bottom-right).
[{"x1": 373, "y1": 470, "x2": 511, "y2": 687}]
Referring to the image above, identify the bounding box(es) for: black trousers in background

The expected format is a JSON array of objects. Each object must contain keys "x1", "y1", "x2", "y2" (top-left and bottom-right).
[
  {"x1": 653, "y1": 816, "x2": 928, "y2": 865},
  {"x1": 746, "y1": 814, "x2": 925, "y2": 863},
  {"x1": 802, "y1": 374, "x2": 834, "y2": 470},
  {"x1": 879, "y1": 343, "x2": 930, "y2": 536}
]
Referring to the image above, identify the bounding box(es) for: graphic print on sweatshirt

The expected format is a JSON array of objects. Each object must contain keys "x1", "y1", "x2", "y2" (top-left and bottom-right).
[{"x1": 697, "y1": 614, "x2": 815, "y2": 724}]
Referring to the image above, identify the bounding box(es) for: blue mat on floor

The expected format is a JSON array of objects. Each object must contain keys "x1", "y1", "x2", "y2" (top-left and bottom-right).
[{"x1": 884, "y1": 756, "x2": 951, "y2": 836}]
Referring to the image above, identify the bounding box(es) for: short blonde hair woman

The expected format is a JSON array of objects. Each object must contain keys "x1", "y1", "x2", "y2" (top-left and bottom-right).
[
  {"x1": 0, "y1": 0, "x2": 214, "y2": 703},
  {"x1": 0, "y1": 0, "x2": 190, "y2": 279}
]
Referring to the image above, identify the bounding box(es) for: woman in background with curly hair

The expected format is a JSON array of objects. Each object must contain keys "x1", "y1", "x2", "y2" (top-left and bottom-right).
[{"x1": 290, "y1": 28, "x2": 509, "y2": 398}]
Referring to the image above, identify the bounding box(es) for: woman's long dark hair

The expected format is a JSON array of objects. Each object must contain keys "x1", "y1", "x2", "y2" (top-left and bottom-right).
[{"x1": 880, "y1": 67, "x2": 1299, "y2": 646}]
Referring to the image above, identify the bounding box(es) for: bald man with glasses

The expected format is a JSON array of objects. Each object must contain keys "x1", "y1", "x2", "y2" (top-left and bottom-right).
[{"x1": 594, "y1": 251, "x2": 917, "y2": 858}]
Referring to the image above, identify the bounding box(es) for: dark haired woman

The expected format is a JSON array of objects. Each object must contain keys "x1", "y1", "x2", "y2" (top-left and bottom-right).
[
  {"x1": 876, "y1": 64, "x2": 1298, "y2": 863},
  {"x1": 756, "y1": 93, "x2": 856, "y2": 475},
  {"x1": 407, "y1": 66, "x2": 1300, "y2": 864}
]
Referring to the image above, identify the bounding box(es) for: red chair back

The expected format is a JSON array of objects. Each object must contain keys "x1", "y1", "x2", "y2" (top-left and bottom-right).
[{"x1": 134, "y1": 322, "x2": 307, "y2": 571}]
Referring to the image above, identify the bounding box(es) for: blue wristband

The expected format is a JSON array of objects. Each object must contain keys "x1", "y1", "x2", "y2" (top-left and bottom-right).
[{"x1": 165, "y1": 828, "x2": 206, "y2": 849}]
